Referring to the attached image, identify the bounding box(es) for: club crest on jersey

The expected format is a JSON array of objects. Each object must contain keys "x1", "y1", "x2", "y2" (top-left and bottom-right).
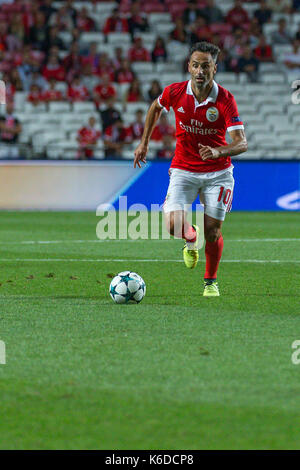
[{"x1": 206, "y1": 107, "x2": 219, "y2": 122}]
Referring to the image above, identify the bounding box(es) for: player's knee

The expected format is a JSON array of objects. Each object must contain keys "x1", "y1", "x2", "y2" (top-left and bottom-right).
[
  {"x1": 205, "y1": 227, "x2": 221, "y2": 243},
  {"x1": 165, "y1": 213, "x2": 184, "y2": 236}
]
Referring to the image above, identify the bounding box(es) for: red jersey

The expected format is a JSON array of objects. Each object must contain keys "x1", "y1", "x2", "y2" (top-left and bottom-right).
[
  {"x1": 93, "y1": 84, "x2": 116, "y2": 101},
  {"x1": 151, "y1": 123, "x2": 175, "y2": 142},
  {"x1": 78, "y1": 126, "x2": 101, "y2": 145},
  {"x1": 41, "y1": 89, "x2": 63, "y2": 102},
  {"x1": 68, "y1": 84, "x2": 90, "y2": 102},
  {"x1": 157, "y1": 80, "x2": 244, "y2": 173},
  {"x1": 128, "y1": 47, "x2": 150, "y2": 62}
]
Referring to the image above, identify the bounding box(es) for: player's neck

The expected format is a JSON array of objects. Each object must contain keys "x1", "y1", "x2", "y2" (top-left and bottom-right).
[{"x1": 191, "y1": 81, "x2": 213, "y2": 104}]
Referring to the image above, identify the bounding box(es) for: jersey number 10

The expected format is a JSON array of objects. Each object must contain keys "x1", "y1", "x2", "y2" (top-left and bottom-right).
[{"x1": 218, "y1": 187, "x2": 231, "y2": 205}]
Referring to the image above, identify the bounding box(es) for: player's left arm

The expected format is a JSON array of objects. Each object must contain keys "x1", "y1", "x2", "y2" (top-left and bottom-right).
[{"x1": 199, "y1": 128, "x2": 248, "y2": 160}]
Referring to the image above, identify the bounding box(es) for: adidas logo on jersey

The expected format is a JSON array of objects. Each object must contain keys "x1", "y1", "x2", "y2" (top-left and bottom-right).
[{"x1": 177, "y1": 107, "x2": 185, "y2": 113}]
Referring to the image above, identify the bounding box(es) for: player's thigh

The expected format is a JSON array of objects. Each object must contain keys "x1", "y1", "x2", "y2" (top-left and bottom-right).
[
  {"x1": 200, "y1": 171, "x2": 234, "y2": 222},
  {"x1": 163, "y1": 169, "x2": 200, "y2": 214}
]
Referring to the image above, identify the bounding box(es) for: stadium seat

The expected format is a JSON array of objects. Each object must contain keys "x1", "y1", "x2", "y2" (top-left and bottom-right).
[
  {"x1": 49, "y1": 102, "x2": 72, "y2": 113},
  {"x1": 154, "y1": 23, "x2": 175, "y2": 36},
  {"x1": 215, "y1": 72, "x2": 237, "y2": 84},
  {"x1": 24, "y1": 102, "x2": 47, "y2": 113},
  {"x1": 81, "y1": 32, "x2": 104, "y2": 45},
  {"x1": 124, "y1": 102, "x2": 149, "y2": 114},
  {"x1": 131, "y1": 62, "x2": 154, "y2": 74},
  {"x1": 261, "y1": 73, "x2": 285, "y2": 84},
  {"x1": 14, "y1": 92, "x2": 27, "y2": 111},
  {"x1": 32, "y1": 130, "x2": 66, "y2": 148},
  {"x1": 107, "y1": 32, "x2": 131, "y2": 46},
  {"x1": 73, "y1": 102, "x2": 96, "y2": 113}
]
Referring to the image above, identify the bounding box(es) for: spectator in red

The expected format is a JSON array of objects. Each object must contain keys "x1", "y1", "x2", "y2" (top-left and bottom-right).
[
  {"x1": 103, "y1": 118, "x2": 132, "y2": 158},
  {"x1": 128, "y1": 37, "x2": 150, "y2": 62},
  {"x1": 41, "y1": 78, "x2": 64, "y2": 102},
  {"x1": 156, "y1": 135, "x2": 175, "y2": 160},
  {"x1": 124, "y1": 78, "x2": 144, "y2": 104},
  {"x1": 42, "y1": 55, "x2": 65, "y2": 82},
  {"x1": 127, "y1": 1, "x2": 149, "y2": 38},
  {"x1": 151, "y1": 37, "x2": 168, "y2": 63},
  {"x1": 77, "y1": 116, "x2": 101, "y2": 159},
  {"x1": 147, "y1": 80, "x2": 162, "y2": 103},
  {"x1": 170, "y1": 18, "x2": 187, "y2": 44},
  {"x1": 68, "y1": 76, "x2": 90, "y2": 102},
  {"x1": 129, "y1": 109, "x2": 144, "y2": 140},
  {"x1": 254, "y1": 34, "x2": 274, "y2": 62},
  {"x1": 27, "y1": 84, "x2": 43, "y2": 106},
  {"x1": 226, "y1": 0, "x2": 249, "y2": 28},
  {"x1": 76, "y1": 7, "x2": 95, "y2": 32},
  {"x1": 93, "y1": 73, "x2": 116, "y2": 109},
  {"x1": 190, "y1": 16, "x2": 212, "y2": 44},
  {"x1": 103, "y1": 8, "x2": 129, "y2": 35},
  {"x1": 151, "y1": 115, "x2": 175, "y2": 142},
  {"x1": 114, "y1": 59, "x2": 135, "y2": 84}
]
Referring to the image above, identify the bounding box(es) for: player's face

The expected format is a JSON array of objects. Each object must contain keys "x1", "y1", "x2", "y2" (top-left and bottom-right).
[{"x1": 188, "y1": 52, "x2": 217, "y2": 90}]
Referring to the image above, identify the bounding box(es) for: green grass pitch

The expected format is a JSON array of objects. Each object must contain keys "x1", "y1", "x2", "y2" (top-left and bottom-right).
[{"x1": 0, "y1": 211, "x2": 299, "y2": 450}]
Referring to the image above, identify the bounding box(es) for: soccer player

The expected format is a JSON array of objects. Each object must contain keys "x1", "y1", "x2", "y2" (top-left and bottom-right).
[{"x1": 133, "y1": 41, "x2": 247, "y2": 297}]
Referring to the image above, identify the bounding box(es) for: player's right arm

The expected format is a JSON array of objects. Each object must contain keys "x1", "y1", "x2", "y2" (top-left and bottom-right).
[{"x1": 133, "y1": 99, "x2": 162, "y2": 168}]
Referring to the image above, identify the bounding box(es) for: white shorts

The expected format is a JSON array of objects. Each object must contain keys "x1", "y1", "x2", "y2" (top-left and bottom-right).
[{"x1": 163, "y1": 167, "x2": 235, "y2": 221}]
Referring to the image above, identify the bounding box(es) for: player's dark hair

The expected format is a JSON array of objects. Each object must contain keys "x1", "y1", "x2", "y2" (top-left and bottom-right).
[{"x1": 189, "y1": 41, "x2": 220, "y2": 63}]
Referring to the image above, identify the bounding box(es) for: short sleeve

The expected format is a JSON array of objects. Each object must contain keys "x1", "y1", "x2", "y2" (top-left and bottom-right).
[
  {"x1": 157, "y1": 84, "x2": 172, "y2": 112},
  {"x1": 224, "y1": 95, "x2": 244, "y2": 133}
]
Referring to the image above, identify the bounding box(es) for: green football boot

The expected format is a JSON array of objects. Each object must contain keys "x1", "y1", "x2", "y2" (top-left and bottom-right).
[
  {"x1": 203, "y1": 280, "x2": 220, "y2": 297},
  {"x1": 182, "y1": 225, "x2": 200, "y2": 269}
]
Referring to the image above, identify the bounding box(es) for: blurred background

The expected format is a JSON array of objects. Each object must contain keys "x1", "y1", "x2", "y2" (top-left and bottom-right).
[{"x1": 0, "y1": 0, "x2": 299, "y2": 210}]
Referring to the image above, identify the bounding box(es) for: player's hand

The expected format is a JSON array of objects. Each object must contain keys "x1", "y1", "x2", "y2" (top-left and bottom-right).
[
  {"x1": 198, "y1": 144, "x2": 220, "y2": 160},
  {"x1": 134, "y1": 141, "x2": 148, "y2": 168}
]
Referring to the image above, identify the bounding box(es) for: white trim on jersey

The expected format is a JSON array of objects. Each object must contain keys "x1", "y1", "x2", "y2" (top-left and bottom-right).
[
  {"x1": 157, "y1": 94, "x2": 169, "y2": 113},
  {"x1": 227, "y1": 124, "x2": 244, "y2": 132},
  {"x1": 186, "y1": 79, "x2": 219, "y2": 108}
]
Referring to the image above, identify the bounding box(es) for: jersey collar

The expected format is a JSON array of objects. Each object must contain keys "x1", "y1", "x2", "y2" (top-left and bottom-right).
[{"x1": 186, "y1": 79, "x2": 219, "y2": 109}]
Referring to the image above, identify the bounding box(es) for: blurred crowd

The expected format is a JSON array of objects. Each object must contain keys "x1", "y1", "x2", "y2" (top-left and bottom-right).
[{"x1": 0, "y1": 0, "x2": 299, "y2": 159}]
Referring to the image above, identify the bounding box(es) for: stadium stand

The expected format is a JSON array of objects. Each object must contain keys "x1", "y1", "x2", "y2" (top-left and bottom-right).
[{"x1": 0, "y1": 0, "x2": 299, "y2": 160}]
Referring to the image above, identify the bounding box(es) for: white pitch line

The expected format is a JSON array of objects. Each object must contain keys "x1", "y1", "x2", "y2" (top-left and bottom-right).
[
  {"x1": 0, "y1": 258, "x2": 299, "y2": 263},
  {"x1": 0, "y1": 238, "x2": 299, "y2": 245}
]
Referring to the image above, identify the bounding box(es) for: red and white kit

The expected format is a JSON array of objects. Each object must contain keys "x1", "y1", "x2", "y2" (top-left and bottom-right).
[{"x1": 158, "y1": 80, "x2": 244, "y2": 220}]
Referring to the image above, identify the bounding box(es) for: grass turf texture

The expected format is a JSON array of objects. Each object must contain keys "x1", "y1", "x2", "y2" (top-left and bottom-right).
[{"x1": 0, "y1": 211, "x2": 299, "y2": 450}]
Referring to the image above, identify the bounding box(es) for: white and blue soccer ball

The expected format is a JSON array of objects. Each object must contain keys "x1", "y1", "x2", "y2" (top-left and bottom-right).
[{"x1": 109, "y1": 271, "x2": 146, "y2": 304}]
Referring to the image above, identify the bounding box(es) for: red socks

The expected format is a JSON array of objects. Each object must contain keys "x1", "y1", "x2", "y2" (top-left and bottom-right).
[
  {"x1": 182, "y1": 223, "x2": 196, "y2": 243},
  {"x1": 204, "y1": 234, "x2": 224, "y2": 279}
]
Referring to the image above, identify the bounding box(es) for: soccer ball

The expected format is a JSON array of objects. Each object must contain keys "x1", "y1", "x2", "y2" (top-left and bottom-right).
[{"x1": 109, "y1": 271, "x2": 146, "y2": 304}]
